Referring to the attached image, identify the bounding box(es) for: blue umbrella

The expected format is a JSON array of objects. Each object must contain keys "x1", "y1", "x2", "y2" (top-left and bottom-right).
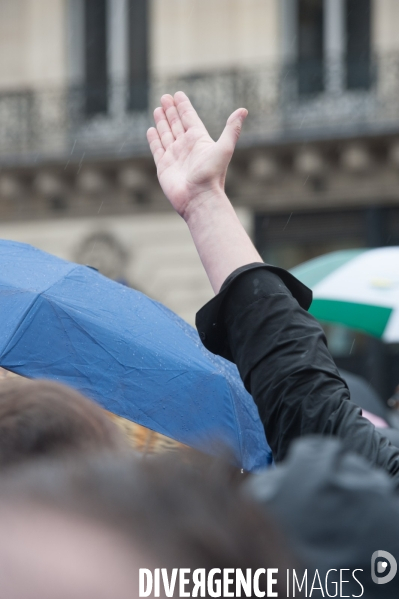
[{"x1": 0, "y1": 240, "x2": 271, "y2": 471}]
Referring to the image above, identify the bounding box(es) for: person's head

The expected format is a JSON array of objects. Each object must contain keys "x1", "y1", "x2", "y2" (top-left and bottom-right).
[
  {"x1": 0, "y1": 378, "x2": 126, "y2": 468},
  {"x1": 0, "y1": 499, "x2": 146, "y2": 599},
  {"x1": 0, "y1": 452, "x2": 296, "y2": 598}
]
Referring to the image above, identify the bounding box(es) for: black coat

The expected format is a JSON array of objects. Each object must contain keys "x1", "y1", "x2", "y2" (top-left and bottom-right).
[{"x1": 197, "y1": 263, "x2": 399, "y2": 598}]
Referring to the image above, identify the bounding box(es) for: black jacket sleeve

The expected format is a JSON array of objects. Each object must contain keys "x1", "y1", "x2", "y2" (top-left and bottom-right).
[{"x1": 196, "y1": 263, "x2": 399, "y2": 484}]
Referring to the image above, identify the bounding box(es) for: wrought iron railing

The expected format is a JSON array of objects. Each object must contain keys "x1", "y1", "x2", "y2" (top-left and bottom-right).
[{"x1": 1, "y1": 55, "x2": 399, "y2": 164}]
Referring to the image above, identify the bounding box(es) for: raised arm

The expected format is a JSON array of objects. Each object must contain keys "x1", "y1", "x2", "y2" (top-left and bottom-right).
[
  {"x1": 147, "y1": 93, "x2": 399, "y2": 483},
  {"x1": 146, "y1": 92, "x2": 261, "y2": 293}
]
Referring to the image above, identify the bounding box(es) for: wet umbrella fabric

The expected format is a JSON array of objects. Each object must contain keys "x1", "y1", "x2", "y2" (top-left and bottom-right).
[
  {"x1": 291, "y1": 247, "x2": 399, "y2": 341},
  {"x1": 0, "y1": 240, "x2": 271, "y2": 471}
]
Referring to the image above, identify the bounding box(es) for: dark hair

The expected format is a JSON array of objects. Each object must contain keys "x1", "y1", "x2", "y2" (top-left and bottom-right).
[
  {"x1": 0, "y1": 452, "x2": 297, "y2": 596},
  {"x1": 0, "y1": 378, "x2": 125, "y2": 467}
]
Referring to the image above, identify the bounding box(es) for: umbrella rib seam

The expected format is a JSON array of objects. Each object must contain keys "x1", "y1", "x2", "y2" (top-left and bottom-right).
[{"x1": 0, "y1": 265, "x2": 82, "y2": 360}]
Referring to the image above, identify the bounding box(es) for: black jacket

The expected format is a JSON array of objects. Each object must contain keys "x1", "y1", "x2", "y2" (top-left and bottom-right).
[{"x1": 196, "y1": 263, "x2": 399, "y2": 597}]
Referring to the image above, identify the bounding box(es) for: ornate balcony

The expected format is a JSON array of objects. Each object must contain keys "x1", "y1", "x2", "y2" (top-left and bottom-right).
[{"x1": 1, "y1": 55, "x2": 399, "y2": 165}]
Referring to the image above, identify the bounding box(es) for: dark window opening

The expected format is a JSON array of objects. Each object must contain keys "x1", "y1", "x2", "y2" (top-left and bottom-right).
[
  {"x1": 345, "y1": 0, "x2": 371, "y2": 90},
  {"x1": 128, "y1": 0, "x2": 149, "y2": 112},
  {"x1": 84, "y1": 0, "x2": 108, "y2": 116},
  {"x1": 297, "y1": 0, "x2": 324, "y2": 96}
]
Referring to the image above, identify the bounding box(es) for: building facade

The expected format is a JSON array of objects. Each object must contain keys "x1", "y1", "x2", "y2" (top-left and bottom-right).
[{"x1": 0, "y1": 0, "x2": 398, "y2": 396}]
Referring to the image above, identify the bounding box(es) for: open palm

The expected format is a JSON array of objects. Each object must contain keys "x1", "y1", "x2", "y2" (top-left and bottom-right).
[{"x1": 147, "y1": 92, "x2": 247, "y2": 220}]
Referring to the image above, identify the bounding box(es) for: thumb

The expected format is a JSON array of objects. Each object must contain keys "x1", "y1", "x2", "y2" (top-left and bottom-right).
[{"x1": 217, "y1": 108, "x2": 248, "y2": 156}]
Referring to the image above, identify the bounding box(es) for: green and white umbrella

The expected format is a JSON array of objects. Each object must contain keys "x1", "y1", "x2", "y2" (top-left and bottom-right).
[{"x1": 290, "y1": 247, "x2": 399, "y2": 342}]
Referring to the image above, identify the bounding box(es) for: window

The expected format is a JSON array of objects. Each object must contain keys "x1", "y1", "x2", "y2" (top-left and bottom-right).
[
  {"x1": 297, "y1": 0, "x2": 324, "y2": 95},
  {"x1": 291, "y1": 0, "x2": 372, "y2": 96},
  {"x1": 128, "y1": 0, "x2": 148, "y2": 111},
  {"x1": 345, "y1": 0, "x2": 371, "y2": 90},
  {"x1": 80, "y1": 0, "x2": 148, "y2": 116},
  {"x1": 84, "y1": 0, "x2": 108, "y2": 116}
]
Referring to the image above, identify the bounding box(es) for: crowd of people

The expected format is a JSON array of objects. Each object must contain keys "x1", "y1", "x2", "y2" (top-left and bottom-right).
[{"x1": 0, "y1": 92, "x2": 398, "y2": 598}]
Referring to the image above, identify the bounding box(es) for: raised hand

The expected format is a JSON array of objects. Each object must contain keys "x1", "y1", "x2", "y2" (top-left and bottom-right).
[
  {"x1": 147, "y1": 91, "x2": 259, "y2": 293},
  {"x1": 147, "y1": 92, "x2": 248, "y2": 222}
]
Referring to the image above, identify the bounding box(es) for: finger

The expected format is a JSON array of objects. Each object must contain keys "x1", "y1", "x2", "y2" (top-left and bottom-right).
[
  {"x1": 161, "y1": 94, "x2": 186, "y2": 137},
  {"x1": 147, "y1": 127, "x2": 165, "y2": 166},
  {"x1": 174, "y1": 91, "x2": 206, "y2": 130},
  {"x1": 154, "y1": 107, "x2": 175, "y2": 149},
  {"x1": 217, "y1": 108, "x2": 248, "y2": 156}
]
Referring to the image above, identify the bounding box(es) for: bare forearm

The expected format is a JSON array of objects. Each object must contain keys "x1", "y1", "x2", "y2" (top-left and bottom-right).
[
  {"x1": 184, "y1": 190, "x2": 262, "y2": 293},
  {"x1": 147, "y1": 92, "x2": 255, "y2": 292}
]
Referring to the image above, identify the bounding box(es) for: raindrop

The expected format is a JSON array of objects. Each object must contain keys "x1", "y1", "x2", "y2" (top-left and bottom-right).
[
  {"x1": 283, "y1": 212, "x2": 293, "y2": 231},
  {"x1": 77, "y1": 152, "x2": 86, "y2": 174}
]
